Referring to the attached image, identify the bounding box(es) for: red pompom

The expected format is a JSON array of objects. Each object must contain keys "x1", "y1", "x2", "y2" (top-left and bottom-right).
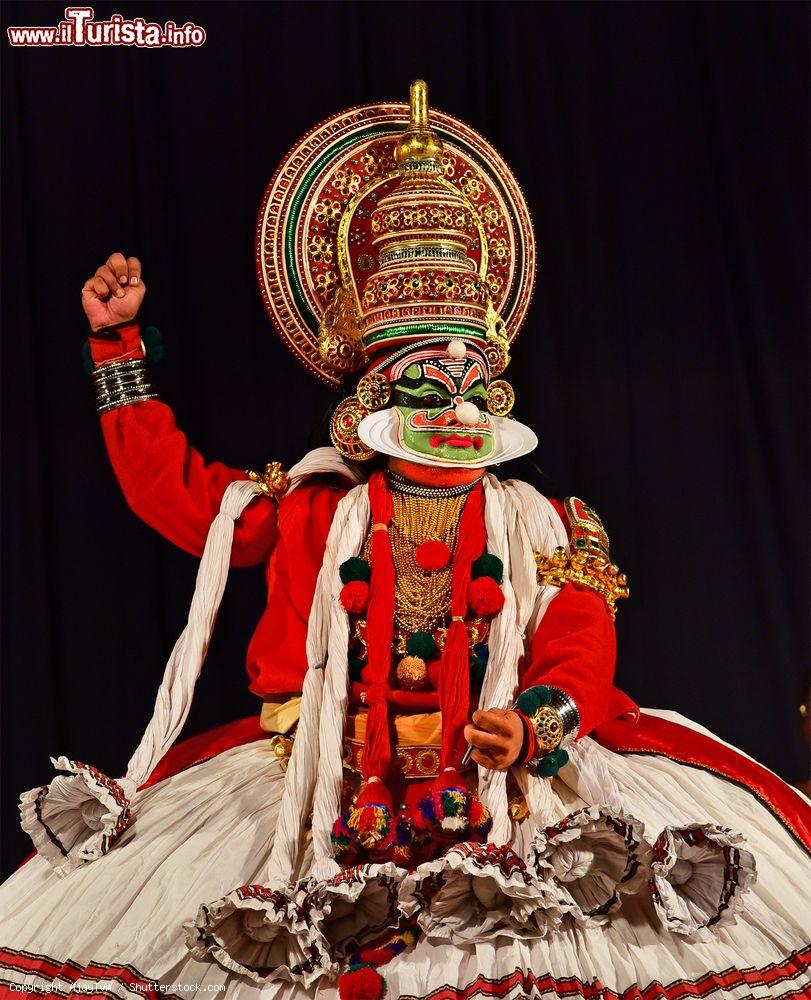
[
  {"x1": 415, "y1": 539, "x2": 451, "y2": 572},
  {"x1": 340, "y1": 580, "x2": 369, "y2": 614},
  {"x1": 338, "y1": 965, "x2": 386, "y2": 1000},
  {"x1": 468, "y1": 797, "x2": 487, "y2": 827},
  {"x1": 468, "y1": 576, "x2": 505, "y2": 617}
]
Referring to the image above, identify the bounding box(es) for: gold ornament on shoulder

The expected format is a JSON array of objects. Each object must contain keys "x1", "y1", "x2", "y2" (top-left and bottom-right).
[
  {"x1": 246, "y1": 461, "x2": 291, "y2": 501},
  {"x1": 535, "y1": 547, "x2": 629, "y2": 619}
]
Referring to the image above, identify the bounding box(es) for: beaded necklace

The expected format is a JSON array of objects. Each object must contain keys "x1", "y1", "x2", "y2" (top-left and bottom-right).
[{"x1": 362, "y1": 474, "x2": 477, "y2": 635}]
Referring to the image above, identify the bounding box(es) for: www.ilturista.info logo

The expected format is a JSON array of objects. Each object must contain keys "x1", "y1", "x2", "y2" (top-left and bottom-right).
[{"x1": 6, "y1": 6, "x2": 206, "y2": 47}]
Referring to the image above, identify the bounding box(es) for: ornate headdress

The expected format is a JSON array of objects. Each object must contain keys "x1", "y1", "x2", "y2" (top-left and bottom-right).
[{"x1": 257, "y1": 81, "x2": 537, "y2": 461}]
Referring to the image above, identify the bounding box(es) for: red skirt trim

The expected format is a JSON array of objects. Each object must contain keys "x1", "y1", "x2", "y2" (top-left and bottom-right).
[
  {"x1": 1, "y1": 944, "x2": 809, "y2": 999},
  {"x1": 594, "y1": 713, "x2": 811, "y2": 855}
]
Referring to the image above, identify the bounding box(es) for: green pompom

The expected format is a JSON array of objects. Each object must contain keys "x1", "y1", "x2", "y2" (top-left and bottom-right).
[
  {"x1": 469, "y1": 657, "x2": 487, "y2": 687},
  {"x1": 348, "y1": 654, "x2": 366, "y2": 682},
  {"x1": 515, "y1": 684, "x2": 552, "y2": 715},
  {"x1": 141, "y1": 325, "x2": 165, "y2": 363},
  {"x1": 471, "y1": 553, "x2": 504, "y2": 583},
  {"x1": 81, "y1": 342, "x2": 94, "y2": 376},
  {"x1": 340, "y1": 557, "x2": 371, "y2": 584},
  {"x1": 536, "y1": 755, "x2": 559, "y2": 778},
  {"x1": 535, "y1": 747, "x2": 569, "y2": 778},
  {"x1": 406, "y1": 630, "x2": 436, "y2": 659}
]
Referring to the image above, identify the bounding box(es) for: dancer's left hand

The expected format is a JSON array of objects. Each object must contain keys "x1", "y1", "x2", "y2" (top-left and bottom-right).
[{"x1": 464, "y1": 709, "x2": 524, "y2": 770}]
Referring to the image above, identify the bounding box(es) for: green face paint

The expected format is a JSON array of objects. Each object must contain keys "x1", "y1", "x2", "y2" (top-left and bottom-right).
[{"x1": 391, "y1": 358, "x2": 495, "y2": 463}]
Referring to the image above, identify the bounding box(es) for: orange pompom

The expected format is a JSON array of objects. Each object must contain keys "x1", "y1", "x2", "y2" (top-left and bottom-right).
[
  {"x1": 340, "y1": 580, "x2": 369, "y2": 614},
  {"x1": 468, "y1": 576, "x2": 505, "y2": 617},
  {"x1": 415, "y1": 539, "x2": 451, "y2": 571},
  {"x1": 396, "y1": 656, "x2": 429, "y2": 691}
]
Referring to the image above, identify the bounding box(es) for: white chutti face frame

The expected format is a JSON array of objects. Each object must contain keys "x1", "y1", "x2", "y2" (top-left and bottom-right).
[{"x1": 358, "y1": 409, "x2": 538, "y2": 469}]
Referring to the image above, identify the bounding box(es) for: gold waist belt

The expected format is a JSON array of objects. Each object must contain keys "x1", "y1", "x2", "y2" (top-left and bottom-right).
[
  {"x1": 261, "y1": 698, "x2": 444, "y2": 779},
  {"x1": 343, "y1": 710, "x2": 442, "y2": 779}
]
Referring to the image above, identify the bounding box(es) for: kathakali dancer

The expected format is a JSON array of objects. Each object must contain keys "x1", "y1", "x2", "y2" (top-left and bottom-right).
[{"x1": 2, "y1": 82, "x2": 810, "y2": 999}]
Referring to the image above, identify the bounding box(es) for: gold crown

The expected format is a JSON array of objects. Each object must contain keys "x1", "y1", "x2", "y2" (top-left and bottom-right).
[{"x1": 535, "y1": 547, "x2": 629, "y2": 619}]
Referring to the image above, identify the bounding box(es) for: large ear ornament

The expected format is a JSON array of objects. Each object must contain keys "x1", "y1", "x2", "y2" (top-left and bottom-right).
[
  {"x1": 330, "y1": 396, "x2": 376, "y2": 461},
  {"x1": 356, "y1": 372, "x2": 391, "y2": 411},
  {"x1": 487, "y1": 379, "x2": 515, "y2": 417}
]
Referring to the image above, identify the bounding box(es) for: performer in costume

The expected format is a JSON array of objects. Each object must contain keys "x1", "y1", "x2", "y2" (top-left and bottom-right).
[{"x1": 1, "y1": 82, "x2": 809, "y2": 999}]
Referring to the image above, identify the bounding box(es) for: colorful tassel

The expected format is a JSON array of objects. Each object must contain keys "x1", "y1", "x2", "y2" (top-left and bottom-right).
[
  {"x1": 331, "y1": 811, "x2": 358, "y2": 863},
  {"x1": 414, "y1": 776, "x2": 492, "y2": 842}
]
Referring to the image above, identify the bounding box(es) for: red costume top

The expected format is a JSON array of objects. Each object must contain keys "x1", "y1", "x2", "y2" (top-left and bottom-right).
[{"x1": 90, "y1": 325, "x2": 636, "y2": 740}]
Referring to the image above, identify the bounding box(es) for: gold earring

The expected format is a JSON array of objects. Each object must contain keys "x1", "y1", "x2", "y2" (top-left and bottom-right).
[
  {"x1": 487, "y1": 379, "x2": 515, "y2": 417},
  {"x1": 330, "y1": 396, "x2": 376, "y2": 461},
  {"x1": 356, "y1": 371, "x2": 391, "y2": 410}
]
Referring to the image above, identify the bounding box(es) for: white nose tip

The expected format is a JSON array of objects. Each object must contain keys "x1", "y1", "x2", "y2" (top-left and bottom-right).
[{"x1": 455, "y1": 401, "x2": 480, "y2": 426}]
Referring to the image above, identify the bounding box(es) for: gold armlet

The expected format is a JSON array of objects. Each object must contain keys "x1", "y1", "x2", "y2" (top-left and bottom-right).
[
  {"x1": 246, "y1": 461, "x2": 291, "y2": 501},
  {"x1": 535, "y1": 547, "x2": 629, "y2": 619}
]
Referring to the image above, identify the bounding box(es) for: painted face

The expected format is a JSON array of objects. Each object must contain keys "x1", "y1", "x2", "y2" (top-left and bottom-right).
[{"x1": 391, "y1": 355, "x2": 495, "y2": 463}]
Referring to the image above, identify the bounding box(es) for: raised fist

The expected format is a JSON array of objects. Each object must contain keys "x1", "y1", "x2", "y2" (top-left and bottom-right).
[{"x1": 81, "y1": 252, "x2": 145, "y2": 331}]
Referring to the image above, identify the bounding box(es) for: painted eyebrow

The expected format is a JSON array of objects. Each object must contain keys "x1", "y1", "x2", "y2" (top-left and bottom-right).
[
  {"x1": 460, "y1": 364, "x2": 485, "y2": 394},
  {"x1": 394, "y1": 374, "x2": 453, "y2": 394},
  {"x1": 422, "y1": 363, "x2": 457, "y2": 394}
]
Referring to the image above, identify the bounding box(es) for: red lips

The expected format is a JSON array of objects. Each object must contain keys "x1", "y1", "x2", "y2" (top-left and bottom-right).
[{"x1": 429, "y1": 434, "x2": 484, "y2": 450}]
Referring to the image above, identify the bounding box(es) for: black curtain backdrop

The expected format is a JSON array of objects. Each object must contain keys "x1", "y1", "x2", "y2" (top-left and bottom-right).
[{"x1": 1, "y1": 1, "x2": 808, "y2": 877}]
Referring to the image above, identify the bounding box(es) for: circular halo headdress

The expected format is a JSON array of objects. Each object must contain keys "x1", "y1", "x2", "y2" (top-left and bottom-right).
[{"x1": 256, "y1": 81, "x2": 537, "y2": 393}]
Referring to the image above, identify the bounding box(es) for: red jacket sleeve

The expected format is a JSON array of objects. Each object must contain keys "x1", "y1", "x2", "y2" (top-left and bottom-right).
[
  {"x1": 90, "y1": 323, "x2": 277, "y2": 566},
  {"x1": 519, "y1": 497, "x2": 636, "y2": 737},
  {"x1": 522, "y1": 582, "x2": 618, "y2": 738},
  {"x1": 247, "y1": 481, "x2": 347, "y2": 698}
]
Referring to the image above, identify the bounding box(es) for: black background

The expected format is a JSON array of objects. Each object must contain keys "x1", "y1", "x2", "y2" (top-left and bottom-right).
[{"x1": 2, "y1": 1, "x2": 808, "y2": 877}]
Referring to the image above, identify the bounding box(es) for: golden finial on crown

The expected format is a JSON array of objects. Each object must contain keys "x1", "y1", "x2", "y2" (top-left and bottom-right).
[{"x1": 395, "y1": 80, "x2": 444, "y2": 167}]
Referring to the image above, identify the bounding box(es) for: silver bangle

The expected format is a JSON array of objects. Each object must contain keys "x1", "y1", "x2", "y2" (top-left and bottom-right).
[
  {"x1": 547, "y1": 687, "x2": 581, "y2": 747},
  {"x1": 92, "y1": 357, "x2": 157, "y2": 413}
]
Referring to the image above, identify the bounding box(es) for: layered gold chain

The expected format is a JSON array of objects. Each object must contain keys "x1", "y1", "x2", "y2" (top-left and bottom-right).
[
  {"x1": 364, "y1": 486, "x2": 467, "y2": 635},
  {"x1": 390, "y1": 490, "x2": 466, "y2": 633}
]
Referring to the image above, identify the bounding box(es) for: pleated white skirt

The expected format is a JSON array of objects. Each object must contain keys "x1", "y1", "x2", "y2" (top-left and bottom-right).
[{"x1": 2, "y1": 716, "x2": 810, "y2": 999}]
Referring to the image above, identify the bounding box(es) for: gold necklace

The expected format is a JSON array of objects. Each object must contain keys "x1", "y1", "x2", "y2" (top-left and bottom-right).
[{"x1": 388, "y1": 489, "x2": 466, "y2": 634}]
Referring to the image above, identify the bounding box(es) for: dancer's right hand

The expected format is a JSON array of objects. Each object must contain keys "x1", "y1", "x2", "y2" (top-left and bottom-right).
[{"x1": 82, "y1": 251, "x2": 145, "y2": 331}]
